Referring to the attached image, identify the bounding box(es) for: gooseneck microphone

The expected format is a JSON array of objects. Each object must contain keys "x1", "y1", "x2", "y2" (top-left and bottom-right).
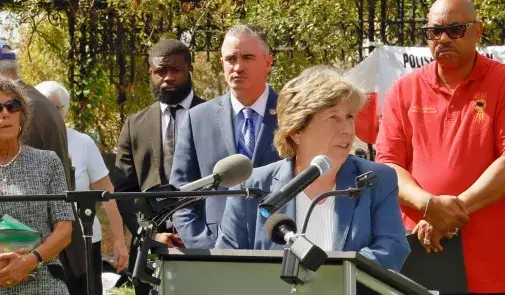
[
  {"x1": 300, "y1": 171, "x2": 378, "y2": 233},
  {"x1": 263, "y1": 171, "x2": 379, "y2": 274},
  {"x1": 264, "y1": 213, "x2": 298, "y2": 245},
  {"x1": 259, "y1": 155, "x2": 332, "y2": 218},
  {"x1": 265, "y1": 214, "x2": 327, "y2": 272}
]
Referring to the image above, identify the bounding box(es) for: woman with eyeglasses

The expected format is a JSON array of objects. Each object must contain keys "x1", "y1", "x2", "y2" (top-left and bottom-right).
[
  {"x1": 0, "y1": 77, "x2": 74, "y2": 294},
  {"x1": 36, "y1": 81, "x2": 129, "y2": 295}
]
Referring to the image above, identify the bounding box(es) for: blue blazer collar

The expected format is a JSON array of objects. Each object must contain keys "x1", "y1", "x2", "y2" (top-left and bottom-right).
[
  {"x1": 264, "y1": 157, "x2": 359, "y2": 251},
  {"x1": 269, "y1": 159, "x2": 296, "y2": 218},
  {"x1": 216, "y1": 93, "x2": 237, "y2": 155},
  {"x1": 252, "y1": 86, "x2": 278, "y2": 166},
  {"x1": 333, "y1": 156, "x2": 359, "y2": 250}
]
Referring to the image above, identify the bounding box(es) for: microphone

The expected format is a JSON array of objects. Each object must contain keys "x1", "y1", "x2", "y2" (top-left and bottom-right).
[
  {"x1": 136, "y1": 154, "x2": 253, "y2": 218},
  {"x1": 265, "y1": 214, "x2": 327, "y2": 272},
  {"x1": 259, "y1": 155, "x2": 332, "y2": 218},
  {"x1": 179, "y1": 154, "x2": 253, "y2": 191},
  {"x1": 264, "y1": 213, "x2": 298, "y2": 245}
]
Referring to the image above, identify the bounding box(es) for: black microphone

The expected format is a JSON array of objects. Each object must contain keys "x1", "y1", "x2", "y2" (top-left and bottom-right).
[
  {"x1": 259, "y1": 155, "x2": 332, "y2": 218},
  {"x1": 135, "y1": 154, "x2": 253, "y2": 218},
  {"x1": 265, "y1": 214, "x2": 327, "y2": 272},
  {"x1": 264, "y1": 213, "x2": 298, "y2": 245},
  {"x1": 136, "y1": 184, "x2": 180, "y2": 220}
]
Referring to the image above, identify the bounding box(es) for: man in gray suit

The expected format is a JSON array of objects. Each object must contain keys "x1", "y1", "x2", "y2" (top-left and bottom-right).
[{"x1": 170, "y1": 24, "x2": 281, "y2": 249}]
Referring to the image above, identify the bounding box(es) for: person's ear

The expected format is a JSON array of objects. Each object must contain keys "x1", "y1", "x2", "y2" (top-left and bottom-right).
[
  {"x1": 290, "y1": 133, "x2": 301, "y2": 144},
  {"x1": 474, "y1": 20, "x2": 484, "y2": 40}
]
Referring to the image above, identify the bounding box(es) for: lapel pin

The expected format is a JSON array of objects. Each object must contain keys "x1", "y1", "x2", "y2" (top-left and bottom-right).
[{"x1": 269, "y1": 108, "x2": 277, "y2": 115}]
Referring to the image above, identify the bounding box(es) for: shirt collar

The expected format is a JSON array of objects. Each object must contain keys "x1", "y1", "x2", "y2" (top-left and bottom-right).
[
  {"x1": 230, "y1": 84, "x2": 269, "y2": 118},
  {"x1": 422, "y1": 52, "x2": 491, "y2": 89},
  {"x1": 160, "y1": 90, "x2": 194, "y2": 114}
]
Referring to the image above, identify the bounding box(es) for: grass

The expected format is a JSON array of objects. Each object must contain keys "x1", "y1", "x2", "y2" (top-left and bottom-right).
[{"x1": 108, "y1": 287, "x2": 135, "y2": 295}]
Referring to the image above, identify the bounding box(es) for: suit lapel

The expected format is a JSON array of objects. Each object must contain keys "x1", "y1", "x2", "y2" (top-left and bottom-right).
[
  {"x1": 146, "y1": 102, "x2": 164, "y2": 181},
  {"x1": 217, "y1": 93, "x2": 238, "y2": 155},
  {"x1": 190, "y1": 95, "x2": 204, "y2": 108},
  {"x1": 252, "y1": 86, "x2": 278, "y2": 167},
  {"x1": 262, "y1": 160, "x2": 296, "y2": 250},
  {"x1": 333, "y1": 157, "x2": 358, "y2": 250}
]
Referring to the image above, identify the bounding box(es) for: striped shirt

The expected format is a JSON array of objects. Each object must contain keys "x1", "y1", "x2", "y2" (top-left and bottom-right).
[{"x1": 295, "y1": 191, "x2": 335, "y2": 251}]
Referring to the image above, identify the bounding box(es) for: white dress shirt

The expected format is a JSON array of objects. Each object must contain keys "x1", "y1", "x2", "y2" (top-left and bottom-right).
[
  {"x1": 230, "y1": 85, "x2": 269, "y2": 148},
  {"x1": 295, "y1": 191, "x2": 335, "y2": 251},
  {"x1": 160, "y1": 90, "x2": 194, "y2": 143}
]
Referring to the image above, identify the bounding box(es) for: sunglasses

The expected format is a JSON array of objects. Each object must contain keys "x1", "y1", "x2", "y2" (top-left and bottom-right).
[
  {"x1": 421, "y1": 20, "x2": 476, "y2": 40},
  {"x1": 0, "y1": 99, "x2": 22, "y2": 113}
]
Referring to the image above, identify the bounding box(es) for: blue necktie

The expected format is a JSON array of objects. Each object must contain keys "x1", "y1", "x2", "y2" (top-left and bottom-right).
[{"x1": 238, "y1": 108, "x2": 256, "y2": 159}]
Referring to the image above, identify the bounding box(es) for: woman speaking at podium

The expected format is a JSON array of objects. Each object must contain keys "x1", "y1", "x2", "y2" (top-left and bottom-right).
[{"x1": 216, "y1": 66, "x2": 410, "y2": 271}]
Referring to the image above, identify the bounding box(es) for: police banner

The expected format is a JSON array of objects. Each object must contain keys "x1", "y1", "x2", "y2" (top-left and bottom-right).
[{"x1": 345, "y1": 45, "x2": 505, "y2": 144}]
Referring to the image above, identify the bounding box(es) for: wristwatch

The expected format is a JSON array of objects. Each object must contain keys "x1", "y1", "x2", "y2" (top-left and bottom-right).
[{"x1": 31, "y1": 250, "x2": 43, "y2": 269}]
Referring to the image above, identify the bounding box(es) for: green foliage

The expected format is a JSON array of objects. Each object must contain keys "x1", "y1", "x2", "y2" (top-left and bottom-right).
[{"x1": 2, "y1": 0, "x2": 504, "y2": 151}]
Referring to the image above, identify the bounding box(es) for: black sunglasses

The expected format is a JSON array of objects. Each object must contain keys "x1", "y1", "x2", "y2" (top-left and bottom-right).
[
  {"x1": 0, "y1": 99, "x2": 22, "y2": 113},
  {"x1": 421, "y1": 20, "x2": 476, "y2": 40}
]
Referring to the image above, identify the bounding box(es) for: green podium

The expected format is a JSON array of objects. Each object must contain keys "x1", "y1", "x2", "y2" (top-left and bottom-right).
[{"x1": 152, "y1": 249, "x2": 432, "y2": 295}]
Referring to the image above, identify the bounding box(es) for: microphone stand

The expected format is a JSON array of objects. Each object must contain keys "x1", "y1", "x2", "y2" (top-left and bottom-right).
[
  {"x1": 0, "y1": 188, "x2": 263, "y2": 295},
  {"x1": 280, "y1": 171, "x2": 378, "y2": 285}
]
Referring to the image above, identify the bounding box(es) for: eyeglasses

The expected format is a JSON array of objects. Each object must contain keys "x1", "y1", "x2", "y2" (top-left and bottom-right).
[
  {"x1": 421, "y1": 21, "x2": 476, "y2": 40},
  {"x1": 0, "y1": 99, "x2": 22, "y2": 113}
]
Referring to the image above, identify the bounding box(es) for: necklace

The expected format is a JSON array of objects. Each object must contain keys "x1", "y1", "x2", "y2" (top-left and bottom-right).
[{"x1": 0, "y1": 147, "x2": 22, "y2": 168}]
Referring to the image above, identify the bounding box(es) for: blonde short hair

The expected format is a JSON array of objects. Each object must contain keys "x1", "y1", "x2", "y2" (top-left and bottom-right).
[{"x1": 274, "y1": 65, "x2": 365, "y2": 159}]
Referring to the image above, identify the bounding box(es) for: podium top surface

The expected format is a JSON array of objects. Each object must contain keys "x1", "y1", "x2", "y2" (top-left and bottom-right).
[{"x1": 154, "y1": 249, "x2": 431, "y2": 295}]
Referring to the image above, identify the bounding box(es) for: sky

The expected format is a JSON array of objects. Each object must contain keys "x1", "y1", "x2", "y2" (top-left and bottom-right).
[{"x1": 0, "y1": 11, "x2": 20, "y2": 45}]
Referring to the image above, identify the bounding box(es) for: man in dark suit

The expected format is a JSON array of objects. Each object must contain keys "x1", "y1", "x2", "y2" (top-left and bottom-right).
[
  {"x1": 114, "y1": 39, "x2": 204, "y2": 294},
  {"x1": 0, "y1": 41, "x2": 83, "y2": 294},
  {"x1": 170, "y1": 24, "x2": 281, "y2": 249}
]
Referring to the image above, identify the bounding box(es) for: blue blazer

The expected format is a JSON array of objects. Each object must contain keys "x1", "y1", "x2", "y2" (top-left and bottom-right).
[
  {"x1": 171, "y1": 87, "x2": 281, "y2": 249},
  {"x1": 215, "y1": 156, "x2": 410, "y2": 272}
]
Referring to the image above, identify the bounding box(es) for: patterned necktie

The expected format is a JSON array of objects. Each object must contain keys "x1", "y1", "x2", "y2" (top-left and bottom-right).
[
  {"x1": 163, "y1": 105, "x2": 182, "y2": 181},
  {"x1": 238, "y1": 108, "x2": 256, "y2": 159}
]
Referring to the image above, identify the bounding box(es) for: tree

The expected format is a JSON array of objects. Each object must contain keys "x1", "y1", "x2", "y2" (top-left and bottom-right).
[{"x1": 1, "y1": 0, "x2": 503, "y2": 151}]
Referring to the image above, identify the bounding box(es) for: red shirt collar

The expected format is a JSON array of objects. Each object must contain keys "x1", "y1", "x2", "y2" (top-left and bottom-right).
[{"x1": 421, "y1": 52, "x2": 491, "y2": 89}]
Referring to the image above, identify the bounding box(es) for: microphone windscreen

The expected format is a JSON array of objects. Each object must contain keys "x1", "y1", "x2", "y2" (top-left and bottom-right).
[
  {"x1": 264, "y1": 213, "x2": 297, "y2": 245},
  {"x1": 213, "y1": 154, "x2": 253, "y2": 188},
  {"x1": 311, "y1": 155, "x2": 332, "y2": 176}
]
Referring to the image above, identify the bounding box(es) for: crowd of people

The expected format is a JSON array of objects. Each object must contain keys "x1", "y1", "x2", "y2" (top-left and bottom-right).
[{"x1": 0, "y1": 0, "x2": 503, "y2": 294}]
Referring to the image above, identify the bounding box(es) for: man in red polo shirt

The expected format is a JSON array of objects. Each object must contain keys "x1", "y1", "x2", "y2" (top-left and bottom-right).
[{"x1": 376, "y1": 0, "x2": 505, "y2": 293}]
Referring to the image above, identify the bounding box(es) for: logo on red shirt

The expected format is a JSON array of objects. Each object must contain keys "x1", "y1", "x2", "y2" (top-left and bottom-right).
[
  {"x1": 409, "y1": 106, "x2": 437, "y2": 113},
  {"x1": 473, "y1": 93, "x2": 487, "y2": 121}
]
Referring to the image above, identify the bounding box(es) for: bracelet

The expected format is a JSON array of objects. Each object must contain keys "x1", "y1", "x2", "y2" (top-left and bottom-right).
[
  {"x1": 31, "y1": 250, "x2": 43, "y2": 263},
  {"x1": 423, "y1": 196, "x2": 433, "y2": 218}
]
